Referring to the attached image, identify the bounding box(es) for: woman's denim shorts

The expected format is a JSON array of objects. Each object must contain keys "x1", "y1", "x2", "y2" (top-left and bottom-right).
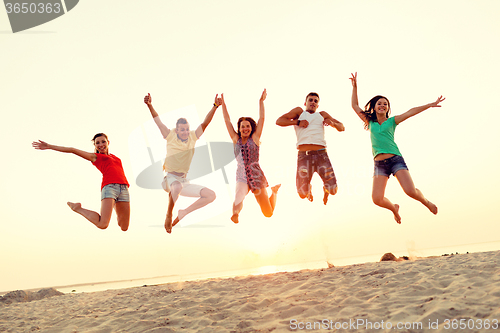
[
  {"x1": 101, "y1": 183, "x2": 130, "y2": 202},
  {"x1": 374, "y1": 155, "x2": 408, "y2": 178}
]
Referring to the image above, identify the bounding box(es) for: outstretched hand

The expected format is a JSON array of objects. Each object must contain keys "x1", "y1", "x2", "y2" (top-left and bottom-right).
[
  {"x1": 214, "y1": 94, "x2": 222, "y2": 107},
  {"x1": 430, "y1": 95, "x2": 446, "y2": 107},
  {"x1": 260, "y1": 88, "x2": 267, "y2": 102},
  {"x1": 349, "y1": 72, "x2": 358, "y2": 88},
  {"x1": 220, "y1": 93, "x2": 226, "y2": 106},
  {"x1": 144, "y1": 93, "x2": 152, "y2": 106},
  {"x1": 32, "y1": 140, "x2": 49, "y2": 150}
]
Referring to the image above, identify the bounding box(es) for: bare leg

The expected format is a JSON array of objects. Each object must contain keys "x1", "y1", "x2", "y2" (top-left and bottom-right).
[
  {"x1": 114, "y1": 201, "x2": 130, "y2": 231},
  {"x1": 269, "y1": 184, "x2": 281, "y2": 211},
  {"x1": 173, "y1": 187, "x2": 216, "y2": 227},
  {"x1": 372, "y1": 176, "x2": 401, "y2": 224},
  {"x1": 165, "y1": 181, "x2": 182, "y2": 233},
  {"x1": 231, "y1": 203, "x2": 242, "y2": 224},
  {"x1": 254, "y1": 184, "x2": 281, "y2": 218},
  {"x1": 67, "y1": 198, "x2": 114, "y2": 229},
  {"x1": 232, "y1": 182, "x2": 250, "y2": 224},
  {"x1": 323, "y1": 187, "x2": 329, "y2": 205},
  {"x1": 395, "y1": 170, "x2": 437, "y2": 214},
  {"x1": 165, "y1": 194, "x2": 175, "y2": 233}
]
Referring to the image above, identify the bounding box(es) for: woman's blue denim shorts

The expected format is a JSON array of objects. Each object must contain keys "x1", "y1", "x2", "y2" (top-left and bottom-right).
[
  {"x1": 101, "y1": 183, "x2": 130, "y2": 202},
  {"x1": 374, "y1": 155, "x2": 408, "y2": 178}
]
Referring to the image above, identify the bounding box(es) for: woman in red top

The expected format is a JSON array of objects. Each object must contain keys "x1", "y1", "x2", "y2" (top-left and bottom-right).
[{"x1": 32, "y1": 133, "x2": 130, "y2": 231}]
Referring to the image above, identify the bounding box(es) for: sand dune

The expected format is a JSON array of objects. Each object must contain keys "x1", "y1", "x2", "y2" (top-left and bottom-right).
[{"x1": 1, "y1": 250, "x2": 499, "y2": 332}]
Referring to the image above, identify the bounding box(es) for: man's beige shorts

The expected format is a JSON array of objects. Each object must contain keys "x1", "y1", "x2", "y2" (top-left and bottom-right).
[{"x1": 161, "y1": 173, "x2": 205, "y2": 197}]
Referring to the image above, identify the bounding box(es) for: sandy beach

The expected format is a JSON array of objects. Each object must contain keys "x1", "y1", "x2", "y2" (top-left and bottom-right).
[{"x1": 1, "y1": 250, "x2": 499, "y2": 333}]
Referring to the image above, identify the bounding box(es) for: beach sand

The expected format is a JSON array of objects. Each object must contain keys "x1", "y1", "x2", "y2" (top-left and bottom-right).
[{"x1": 1, "y1": 250, "x2": 499, "y2": 332}]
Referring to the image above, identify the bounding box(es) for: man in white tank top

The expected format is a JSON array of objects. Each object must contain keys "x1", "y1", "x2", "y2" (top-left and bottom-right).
[{"x1": 276, "y1": 92, "x2": 344, "y2": 204}]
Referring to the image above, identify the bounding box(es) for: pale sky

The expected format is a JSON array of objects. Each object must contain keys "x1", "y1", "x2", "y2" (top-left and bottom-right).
[{"x1": 1, "y1": 0, "x2": 499, "y2": 292}]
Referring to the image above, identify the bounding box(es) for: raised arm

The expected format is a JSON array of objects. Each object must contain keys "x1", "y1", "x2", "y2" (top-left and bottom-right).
[
  {"x1": 253, "y1": 89, "x2": 267, "y2": 140},
  {"x1": 32, "y1": 140, "x2": 96, "y2": 162},
  {"x1": 319, "y1": 111, "x2": 345, "y2": 132},
  {"x1": 195, "y1": 94, "x2": 222, "y2": 138},
  {"x1": 350, "y1": 72, "x2": 368, "y2": 126},
  {"x1": 276, "y1": 107, "x2": 308, "y2": 128},
  {"x1": 220, "y1": 93, "x2": 239, "y2": 143},
  {"x1": 144, "y1": 93, "x2": 170, "y2": 138},
  {"x1": 394, "y1": 96, "x2": 445, "y2": 124}
]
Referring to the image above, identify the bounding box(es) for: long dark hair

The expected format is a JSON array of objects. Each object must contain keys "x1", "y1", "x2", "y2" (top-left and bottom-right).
[
  {"x1": 91, "y1": 133, "x2": 108, "y2": 154},
  {"x1": 236, "y1": 117, "x2": 257, "y2": 138},
  {"x1": 361, "y1": 95, "x2": 391, "y2": 130}
]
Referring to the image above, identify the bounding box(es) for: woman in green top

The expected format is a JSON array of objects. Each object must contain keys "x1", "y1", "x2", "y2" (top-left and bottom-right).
[{"x1": 350, "y1": 72, "x2": 445, "y2": 224}]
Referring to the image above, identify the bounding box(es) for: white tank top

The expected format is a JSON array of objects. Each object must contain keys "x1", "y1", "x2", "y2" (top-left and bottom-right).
[{"x1": 294, "y1": 111, "x2": 326, "y2": 148}]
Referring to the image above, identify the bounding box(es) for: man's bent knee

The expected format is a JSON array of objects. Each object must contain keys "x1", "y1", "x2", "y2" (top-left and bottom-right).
[
  {"x1": 170, "y1": 182, "x2": 182, "y2": 192},
  {"x1": 201, "y1": 188, "x2": 216, "y2": 202},
  {"x1": 297, "y1": 187, "x2": 309, "y2": 199},
  {"x1": 325, "y1": 184, "x2": 338, "y2": 195}
]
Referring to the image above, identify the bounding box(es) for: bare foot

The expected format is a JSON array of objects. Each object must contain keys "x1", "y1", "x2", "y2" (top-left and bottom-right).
[
  {"x1": 231, "y1": 213, "x2": 239, "y2": 224},
  {"x1": 67, "y1": 202, "x2": 82, "y2": 212},
  {"x1": 271, "y1": 184, "x2": 281, "y2": 194},
  {"x1": 426, "y1": 200, "x2": 438, "y2": 215},
  {"x1": 172, "y1": 209, "x2": 187, "y2": 227},
  {"x1": 165, "y1": 214, "x2": 173, "y2": 233},
  {"x1": 393, "y1": 204, "x2": 402, "y2": 224},
  {"x1": 323, "y1": 187, "x2": 329, "y2": 205}
]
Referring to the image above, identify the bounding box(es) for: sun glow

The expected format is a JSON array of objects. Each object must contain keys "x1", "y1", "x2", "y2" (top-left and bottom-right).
[{"x1": 253, "y1": 265, "x2": 280, "y2": 276}]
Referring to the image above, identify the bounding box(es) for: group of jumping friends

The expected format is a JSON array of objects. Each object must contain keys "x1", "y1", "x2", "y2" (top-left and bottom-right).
[{"x1": 32, "y1": 73, "x2": 445, "y2": 233}]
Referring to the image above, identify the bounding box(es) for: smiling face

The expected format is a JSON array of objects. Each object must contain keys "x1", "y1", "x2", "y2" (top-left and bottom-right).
[
  {"x1": 93, "y1": 135, "x2": 109, "y2": 154},
  {"x1": 175, "y1": 123, "x2": 190, "y2": 141},
  {"x1": 374, "y1": 97, "x2": 390, "y2": 116},
  {"x1": 304, "y1": 94, "x2": 320, "y2": 112},
  {"x1": 239, "y1": 120, "x2": 252, "y2": 138},
  {"x1": 237, "y1": 117, "x2": 256, "y2": 139},
  {"x1": 364, "y1": 95, "x2": 391, "y2": 121}
]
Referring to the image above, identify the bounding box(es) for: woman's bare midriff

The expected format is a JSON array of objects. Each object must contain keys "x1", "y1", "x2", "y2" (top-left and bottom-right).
[
  {"x1": 298, "y1": 144, "x2": 326, "y2": 151},
  {"x1": 374, "y1": 153, "x2": 395, "y2": 161}
]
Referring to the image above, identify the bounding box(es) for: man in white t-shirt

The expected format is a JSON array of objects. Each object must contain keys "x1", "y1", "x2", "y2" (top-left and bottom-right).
[
  {"x1": 144, "y1": 93, "x2": 221, "y2": 233},
  {"x1": 276, "y1": 92, "x2": 344, "y2": 205}
]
